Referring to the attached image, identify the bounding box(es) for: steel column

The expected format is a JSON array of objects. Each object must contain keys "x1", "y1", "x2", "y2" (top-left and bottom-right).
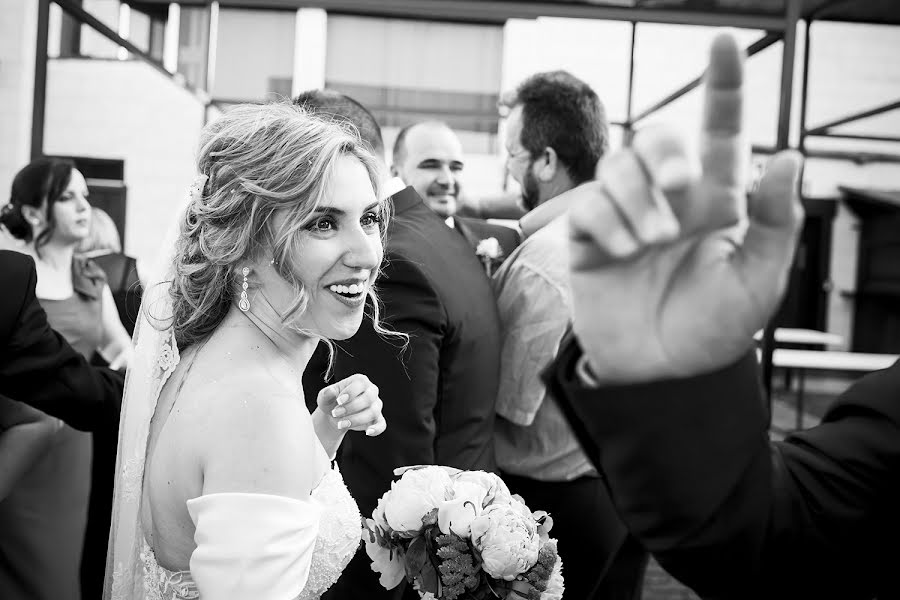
[{"x1": 31, "y1": 0, "x2": 51, "y2": 160}]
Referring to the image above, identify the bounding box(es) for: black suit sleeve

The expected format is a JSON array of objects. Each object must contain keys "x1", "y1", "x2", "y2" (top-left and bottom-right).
[
  {"x1": 549, "y1": 338, "x2": 900, "y2": 599},
  {"x1": 1, "y1": 257, "x2": 123, "y2": 431},
  {"x1": 333, "y1": 253, "x2": 444, "y2": 511}
]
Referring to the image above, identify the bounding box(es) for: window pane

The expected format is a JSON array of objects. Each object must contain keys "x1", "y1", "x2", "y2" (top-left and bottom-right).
[
  {"x1": 213, "y1": 8, "x2": 295, "y2": 102},
  {"x1": 326, "y1": 15, "x2": 503, "y2": 146}
]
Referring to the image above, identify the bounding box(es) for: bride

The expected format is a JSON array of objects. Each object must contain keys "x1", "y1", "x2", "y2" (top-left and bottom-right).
[{"x1": 104, "y1": 103, "x2": 395, "y2": 599}]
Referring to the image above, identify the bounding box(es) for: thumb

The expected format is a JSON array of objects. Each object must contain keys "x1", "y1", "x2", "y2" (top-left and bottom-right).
[
  {"x1": 736, "y1": 150, "x2": 804, "y2": 313},
  {"x1": 317, "y1": 382, "x2": 340, "y2": 406},
  {"x1": 108, "y1": 351, "x2": 128, "y2": 371}
]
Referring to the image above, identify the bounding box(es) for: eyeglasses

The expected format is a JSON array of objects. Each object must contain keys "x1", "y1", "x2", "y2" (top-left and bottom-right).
[{"x1": 505, "y1": 147, "x2": 532, "y2": 165}]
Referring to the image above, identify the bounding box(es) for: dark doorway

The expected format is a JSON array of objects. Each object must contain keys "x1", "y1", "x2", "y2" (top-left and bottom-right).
[
  {"x1": 842, "y1": 187, "x2": 900, "y2": 354},
  {"x1": 774, "y1": 196, "x2": 837, "y2": 333}
]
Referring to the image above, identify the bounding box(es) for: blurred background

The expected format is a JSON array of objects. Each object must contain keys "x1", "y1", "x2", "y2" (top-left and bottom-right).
[
  {"x1": 1, "y1": 0, "x2": 898, "y2": 354},
  {"x1": 2, "y1": 2, "x2": 898, "y2": 597}
]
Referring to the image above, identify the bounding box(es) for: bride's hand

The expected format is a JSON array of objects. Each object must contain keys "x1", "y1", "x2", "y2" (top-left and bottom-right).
[{"x1": 316, "y1": 373, "x2": 387, "y2": 437}]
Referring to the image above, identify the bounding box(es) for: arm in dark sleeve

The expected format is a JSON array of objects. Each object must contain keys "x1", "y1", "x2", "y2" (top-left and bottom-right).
[
  {"x1": 0, "y1": 258, "x2": 123, "y2": 431},
  {"x1": 333, "y1": 254, "x2": 443, "y2": 512},
  {"x1": 548, "y1": 338, "x2": 899, "y2": 598}
]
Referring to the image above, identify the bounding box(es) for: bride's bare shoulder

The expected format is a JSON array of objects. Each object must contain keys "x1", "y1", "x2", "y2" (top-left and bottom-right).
[{"x1": 179, "y1": 358, "x2": 318, "y2": 499}]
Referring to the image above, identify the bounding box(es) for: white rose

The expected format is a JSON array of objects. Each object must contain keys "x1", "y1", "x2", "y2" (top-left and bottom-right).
[
  {"x1": 475, "y1": 237, "x2": 501, "y2": 259},
  {"x1": 384, "y1": 466, "x2": 452, "y2": 534}
]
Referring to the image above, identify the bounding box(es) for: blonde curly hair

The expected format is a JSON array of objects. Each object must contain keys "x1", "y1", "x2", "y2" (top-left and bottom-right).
[{"x1": 167, "y1": 102, "x2": 390, "y2": 350}]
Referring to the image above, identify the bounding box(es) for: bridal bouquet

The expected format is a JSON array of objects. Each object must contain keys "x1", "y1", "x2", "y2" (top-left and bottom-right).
[{"x1": 363, "y1": 466, "x2": 563, "y2": 600}]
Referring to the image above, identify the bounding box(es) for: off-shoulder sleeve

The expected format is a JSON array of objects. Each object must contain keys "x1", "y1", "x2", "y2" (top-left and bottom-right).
[{"x1": 187, "y1": 493, "x2": 322, "y2": 600}]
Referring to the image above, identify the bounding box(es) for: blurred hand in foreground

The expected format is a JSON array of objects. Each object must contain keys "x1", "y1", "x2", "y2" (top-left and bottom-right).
[{"x1": 568, "y1": 33, "x2": 804, "y2": 384}]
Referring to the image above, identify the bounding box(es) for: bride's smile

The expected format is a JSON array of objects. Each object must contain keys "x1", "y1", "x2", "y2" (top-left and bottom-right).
[{"x1": 253, "y1": 154, "x2": 384, "y2": 342}]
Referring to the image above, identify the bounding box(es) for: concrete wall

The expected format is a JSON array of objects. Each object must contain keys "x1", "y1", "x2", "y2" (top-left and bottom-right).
[
  {"x1": 0, "y1": 0, "x2": 38, "y2": 195},
  {"x1": 43, "y1": 58, "x2": 206, "y2": 265}
]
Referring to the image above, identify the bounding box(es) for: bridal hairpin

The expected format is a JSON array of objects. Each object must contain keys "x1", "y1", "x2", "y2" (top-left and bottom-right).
[{"x1": 188, "y1": 173, "x2": 209, "y2": 203}]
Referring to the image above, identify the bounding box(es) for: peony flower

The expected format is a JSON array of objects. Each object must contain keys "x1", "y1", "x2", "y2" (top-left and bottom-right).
[
  {"x1": 437, "y1": 500, "x2": 476, "y2": 538},
  {"x1": 363, "y1": 518, "x2": 405, "y2": 589},
  {"x1": 383, "y1": 466, "x2": 452, "y2": 534},
  {"x1": 452, "y1": 470, "x2": 513, "y2": 508},
  {"x1": 469, "y1": 504, "x2": 540, "y2": 580},
  {"x1": 533, "y1": 510, "x2": 554, "y2": 543},
  {"x1": 372, "y1": 493, "x2": 390, "y2": 533}
]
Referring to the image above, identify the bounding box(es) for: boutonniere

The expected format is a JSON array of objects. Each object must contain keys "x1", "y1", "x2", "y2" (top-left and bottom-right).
[{"x1": 475, "y1": 237, "x2": 503, "y2": 277}]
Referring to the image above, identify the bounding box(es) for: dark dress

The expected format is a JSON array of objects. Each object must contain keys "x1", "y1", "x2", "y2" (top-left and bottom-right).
[
  {"x1": 91, "y1": 252, "x2": 142, "y2": 337},
  {"x1": 0, "y1": 258, "x2": 104, "y2": 600}
]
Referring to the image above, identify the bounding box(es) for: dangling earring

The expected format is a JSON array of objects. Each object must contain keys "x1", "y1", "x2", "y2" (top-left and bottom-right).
[{"x1": 239, "y1": 267, "x2": 251, "y2": 312}]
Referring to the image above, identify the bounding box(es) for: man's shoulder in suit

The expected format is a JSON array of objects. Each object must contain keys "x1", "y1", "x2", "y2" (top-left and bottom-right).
[{"x1": 1, "y1": 250, "x2": 36, "y2": 343}]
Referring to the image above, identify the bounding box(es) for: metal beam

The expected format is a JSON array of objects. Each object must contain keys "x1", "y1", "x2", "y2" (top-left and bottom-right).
[
  {"x1": 622, "y1": 21, "x2": 636, "y2": 146},
  {"x1": 31, "y1": 0, "x2": 51, "y2": 160},
  {"x1": 776, "y1": 0, "x2": 800, "y2": 150},
  {"x1": 763, "y1": 0, "x2": 801, "y2": 407},
  {"x1": 806, "y1": 99, "x2": 900, "y2": 135},
  {"x1": 753, "y1": 144, "x2": 900, "y2": 165},
  {"x1": 798, "y1": 18, "x2": 811, "y2": 154},
  {"x1": 52, "y1": 0, "x2": 208, "y2": 103},
  {"x1": 805, "y1": 132, "x2": 900, "y2": 144},
  {"x1": 178, "y1": 0, "x2": 789, "y2": 29},
  {"x1": 629, "y1": 32, "x2": 782, "y2": 128}
]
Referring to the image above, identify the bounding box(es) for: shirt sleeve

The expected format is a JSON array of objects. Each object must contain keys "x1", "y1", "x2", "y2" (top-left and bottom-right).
[{"x1": 494, "y1": 261, "x2": 571, "y2": 426}]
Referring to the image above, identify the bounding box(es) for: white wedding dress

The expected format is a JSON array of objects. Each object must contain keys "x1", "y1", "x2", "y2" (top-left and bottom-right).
[
  {"x1": 106, "y1": 318, "x2": 363, "y2": 600},
  {"x1": 138, "y1": 468, "x2": 361, "y2": 600},
  {"x1": 104, "y1": 179, "x2": 363, "y2": 600}
]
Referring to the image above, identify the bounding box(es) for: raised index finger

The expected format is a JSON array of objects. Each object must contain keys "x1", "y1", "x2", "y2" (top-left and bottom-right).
[{"x1": 701, "y1": 33, "x2": 745, "y2": 188}]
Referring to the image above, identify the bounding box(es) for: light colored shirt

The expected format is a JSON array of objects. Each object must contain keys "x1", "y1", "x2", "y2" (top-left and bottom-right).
[
  {"x1": 381, "y1": 176, "x2": 407, "y2": 200},
  {"x1": 491, "y1": 215, "x2": 598, "y2": 481}
]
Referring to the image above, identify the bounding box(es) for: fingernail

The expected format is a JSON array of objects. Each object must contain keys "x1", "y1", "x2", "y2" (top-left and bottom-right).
[
  {"x1": 607, "y1": 228, "x2": 639, "y2": 257},
  {"x1": 336, "y1": 394, "x2": 349, "y2": 406},
  {"x1": 366, "y1": 427, "x2": 377, "y2": 436},
  {"x1": 331, "y1": 406, "x2": 345, "y2": 418},
  {"x1": 337, "y1": 420, "x2": 351, "y2": 430}
]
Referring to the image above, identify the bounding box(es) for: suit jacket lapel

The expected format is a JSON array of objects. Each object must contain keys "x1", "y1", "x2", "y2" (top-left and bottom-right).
[
  {"x1": 389, "y1": 186, "x2": 422, "y2": 215},
  {"x1": 453, "y1": 218, "x2": 478, "y2": 249}
]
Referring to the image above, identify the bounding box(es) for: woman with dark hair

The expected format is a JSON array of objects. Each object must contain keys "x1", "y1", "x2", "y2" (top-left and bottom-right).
[{"x1": 0, "y1": 157, "x2": 132, "y2": 600}]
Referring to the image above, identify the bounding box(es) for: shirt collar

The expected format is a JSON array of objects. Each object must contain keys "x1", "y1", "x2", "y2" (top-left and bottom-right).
[{"x1": 381, "y1": 176, "x2": 407, "y2": 201}]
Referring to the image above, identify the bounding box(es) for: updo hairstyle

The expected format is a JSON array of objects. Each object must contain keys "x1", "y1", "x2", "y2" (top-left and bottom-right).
[
  {"x1": 2, "y1": 157, "x2": 77, "y2": 253},
  {"x1": 169, "y1": 102, "x2": 385, "y2": 349}
]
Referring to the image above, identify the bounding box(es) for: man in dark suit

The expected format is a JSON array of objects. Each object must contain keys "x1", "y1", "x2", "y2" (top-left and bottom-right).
[
  {"x1": 544, "y1": 34, "x2": 899, "y2": 598},
  {"x1": 1, "y1": 249, "x2": 123, "y2": 430},
  {"x1": 391, "y1": 120, "x2": 520, "y2": 271},
  {"x1": 296, "y1": 91, "x2": 502, "y2": 599}
]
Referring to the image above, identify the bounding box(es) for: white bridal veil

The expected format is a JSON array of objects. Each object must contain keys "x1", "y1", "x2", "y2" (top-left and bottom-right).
[{"x1": 102, "y1": 176, "x2": 207, "y2": 599}]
